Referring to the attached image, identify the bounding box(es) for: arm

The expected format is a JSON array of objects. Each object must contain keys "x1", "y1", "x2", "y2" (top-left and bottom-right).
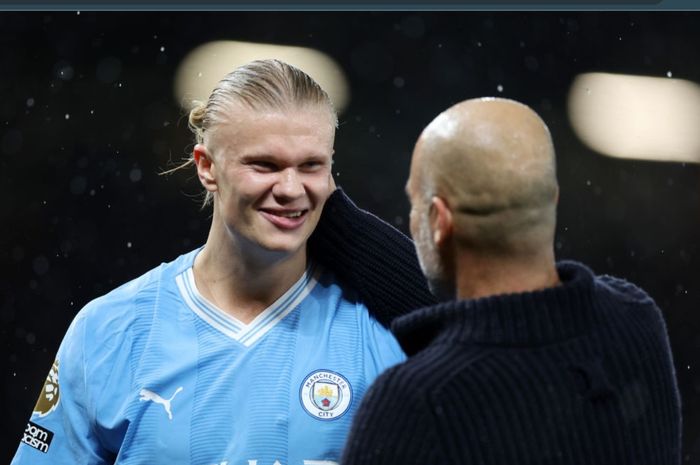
[
  {"x1": 11, "y1": 313, "x2": 112, "y2": 465},
  {"x1": 309, "y1": 188, "x2": 437, "y2": 328}
]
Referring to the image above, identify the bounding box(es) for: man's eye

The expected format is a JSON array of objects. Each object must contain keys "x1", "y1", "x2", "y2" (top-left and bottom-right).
[
  {"x1": 251, "y1": 161, "x2": 277, "y2": 171},
  {"x1": 301, "y1": 161, "x2": 323, "y2": 170}
]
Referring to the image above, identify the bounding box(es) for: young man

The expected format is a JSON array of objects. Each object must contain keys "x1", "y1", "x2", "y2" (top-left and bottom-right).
[
  {"x1": 342, "y1": 97, "x2": 682, "y2": 465},
  {"x1": 12, "y1": 60, "x2": 435, "y2": 465}
]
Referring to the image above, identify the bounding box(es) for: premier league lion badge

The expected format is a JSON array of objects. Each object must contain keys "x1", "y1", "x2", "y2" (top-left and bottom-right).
[
  {"x1": 33, "y1": 359, "x2": 60, "y2": 417},
  {"x1": 300, "y1": 370, "x2": 352, "y2": 421}
]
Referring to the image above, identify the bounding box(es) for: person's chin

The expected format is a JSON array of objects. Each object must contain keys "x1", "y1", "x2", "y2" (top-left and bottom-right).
[{"x1": 256, "y1": 233, "x2": 308, "y2": 256}]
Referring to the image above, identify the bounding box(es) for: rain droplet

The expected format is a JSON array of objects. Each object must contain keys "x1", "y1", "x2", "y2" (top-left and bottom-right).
[
  {"x1": 54, "y1": 59, "x2": 76, "y2": 81},
  {"x1": 26, "y1": 98, "x2": 35, "y2": 107},
  {"x1": 160, "y1": 46, "x2": 165, "y2": 52},
  {"x1": 65, "y1": 113, "x2": 70, "y2": 120},
  {"x1": 127, "y1": 242, "x2": 132, "y2": 248},
  {"x1": 667, "y1": 71, "x2": 673, "y2": 78},
  {"x1": 497, "y1": 85, "x2": 503, "y2": 92}
]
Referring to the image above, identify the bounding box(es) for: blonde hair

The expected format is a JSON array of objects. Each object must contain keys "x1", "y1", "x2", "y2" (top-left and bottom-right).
[{"x1": 169, "y1": 59, "x2": 338, "y2": 207}]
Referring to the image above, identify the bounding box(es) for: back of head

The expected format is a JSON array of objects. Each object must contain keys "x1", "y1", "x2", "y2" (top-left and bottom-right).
[{"x1": 412, "y1": 97, "x2": 558, "y2": 257}]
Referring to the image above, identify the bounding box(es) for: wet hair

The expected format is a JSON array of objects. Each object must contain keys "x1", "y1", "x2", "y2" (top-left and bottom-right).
[{"x1": 169, "y1": 59, "x2": 338, "y2": 207}]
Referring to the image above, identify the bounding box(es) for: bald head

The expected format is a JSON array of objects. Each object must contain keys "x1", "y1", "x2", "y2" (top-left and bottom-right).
[{"x1": 408, "y1": 98, "x2": 558, "y2": 256}]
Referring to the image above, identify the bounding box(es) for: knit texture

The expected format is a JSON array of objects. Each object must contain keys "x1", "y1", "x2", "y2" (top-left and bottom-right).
[
  {"x1": 309, "y1": 188, "x2": 437, "y2": 328},
  {"x1": 342, "y1": 261, "x2": 682, "y2": 465}
]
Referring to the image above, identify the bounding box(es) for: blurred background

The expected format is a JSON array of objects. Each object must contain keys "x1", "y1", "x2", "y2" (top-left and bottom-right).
[{"x1": 1, "y1": 11, "x2": 699, "y2": 463}]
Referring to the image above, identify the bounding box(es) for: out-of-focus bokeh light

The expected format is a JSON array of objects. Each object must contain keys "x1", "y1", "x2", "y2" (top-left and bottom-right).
[
  {"x1": 174, "y1": 41, "x2": 350, "y2": 114},
  {"x1": 568, "y1": 72, "x2": 700, "y2": 164}
]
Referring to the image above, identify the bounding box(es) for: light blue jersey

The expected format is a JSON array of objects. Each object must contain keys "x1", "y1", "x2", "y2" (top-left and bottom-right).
[{"x1": 12, "y1": 249, "x2": 405, "y2": 465}]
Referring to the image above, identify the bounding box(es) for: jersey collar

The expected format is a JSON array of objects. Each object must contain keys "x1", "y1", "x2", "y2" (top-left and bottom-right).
[{"x1": 175, "y1": 262, "x2": 320, "y2": 347}]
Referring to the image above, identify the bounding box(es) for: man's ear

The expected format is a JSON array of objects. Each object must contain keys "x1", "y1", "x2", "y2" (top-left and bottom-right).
[
  {"x1": 193, "y1": 144, "x2": 217, "y2": 193},
  {"x1": 430, "y1": 196, "x2": 453, "y2": 247}
]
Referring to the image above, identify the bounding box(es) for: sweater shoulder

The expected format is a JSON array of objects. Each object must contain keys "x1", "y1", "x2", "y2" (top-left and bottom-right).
[
  {"x1": 594, "y1": 274, "x2": 655, "y2": 306},
  {"x1": 593, "y1": 274, "x2": 666, "y2": 328}
]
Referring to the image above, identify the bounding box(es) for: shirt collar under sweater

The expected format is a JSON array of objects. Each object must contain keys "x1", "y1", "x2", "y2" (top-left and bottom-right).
[{"x1": 392, "y1": 261, "x2": 601, "y2": 356}]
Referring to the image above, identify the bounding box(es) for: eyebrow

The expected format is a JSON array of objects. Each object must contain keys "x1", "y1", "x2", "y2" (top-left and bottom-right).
[{"x1": 239, "y1": 153, "x2": 329, "y2": 164}]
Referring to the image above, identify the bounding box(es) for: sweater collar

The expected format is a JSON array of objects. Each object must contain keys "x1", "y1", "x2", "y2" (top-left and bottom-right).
[{"x1": 392, "y1": 261, "x2": 599, "y2": 356}]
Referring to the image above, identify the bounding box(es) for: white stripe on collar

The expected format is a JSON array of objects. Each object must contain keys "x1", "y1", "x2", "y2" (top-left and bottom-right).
[{"x1": 175, "y1": 263, "x2": 320, "y2": 347}]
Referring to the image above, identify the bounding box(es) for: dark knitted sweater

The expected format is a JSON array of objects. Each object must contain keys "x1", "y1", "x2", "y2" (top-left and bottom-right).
[
  {"x1": 310, "y1": 188, "x2": 437, "y2": 328},
  {"x1": 342, "y1": 261, "x2": 682, "y2": 465}
]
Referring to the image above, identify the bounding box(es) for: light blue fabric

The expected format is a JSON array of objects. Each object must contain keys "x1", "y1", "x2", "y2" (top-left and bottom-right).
[{"x1": 12, "y1": 249, "x2": 405, "y2": 465}]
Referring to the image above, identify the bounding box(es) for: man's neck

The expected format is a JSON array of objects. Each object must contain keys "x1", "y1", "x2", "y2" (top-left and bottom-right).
[
  {"x1": 193, "y1": 228, "x2": 308, "y2": 324},
  {"x1": 455, "y1": 249, "x2": 560, "y2": 301}
]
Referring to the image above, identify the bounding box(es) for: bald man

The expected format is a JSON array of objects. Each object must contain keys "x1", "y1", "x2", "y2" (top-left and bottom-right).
[{"x1": 342, "y1": 98, "x2": 681, "y2": 465}]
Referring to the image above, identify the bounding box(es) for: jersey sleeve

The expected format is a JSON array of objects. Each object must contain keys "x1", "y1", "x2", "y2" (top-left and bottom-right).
[
  {"x1": 11, "y1": 311, "x2": 113, "y2": 465},
  {"x1": 362, "y1": 312, "x2": 406, "y2": 381},
  {"x1": 309, "y1": 188, "x2": 437, "y2": 328}
]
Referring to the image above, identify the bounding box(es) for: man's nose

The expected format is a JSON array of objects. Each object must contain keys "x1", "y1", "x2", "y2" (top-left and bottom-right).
[{"x1": 272, "y1": 168, "x2": 305, "y2": 200}]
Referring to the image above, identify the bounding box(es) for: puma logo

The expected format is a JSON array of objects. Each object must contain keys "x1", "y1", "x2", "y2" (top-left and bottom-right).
[{"x1": 139, "y1": 387, "x2": 184, "y2": 420}]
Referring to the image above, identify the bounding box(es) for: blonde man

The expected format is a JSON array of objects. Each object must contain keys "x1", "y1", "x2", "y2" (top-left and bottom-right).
[{"x1": 13, "y1": 60, "x2": 435, "y2": 465}]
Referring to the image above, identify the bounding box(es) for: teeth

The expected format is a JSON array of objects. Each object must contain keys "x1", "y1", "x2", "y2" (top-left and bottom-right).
[{"x1": 279, "y1": 211, "x2": 302, "y2": 218}]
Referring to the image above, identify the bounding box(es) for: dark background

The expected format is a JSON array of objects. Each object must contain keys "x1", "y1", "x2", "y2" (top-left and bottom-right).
[{"x1": 1, "y1": 11, "x2": 698, "y2": 463}]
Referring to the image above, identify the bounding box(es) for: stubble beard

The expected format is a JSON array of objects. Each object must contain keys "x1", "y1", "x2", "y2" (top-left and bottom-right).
[{"x1": 414, "y1": 212, "x2": 454, "y2": 301}]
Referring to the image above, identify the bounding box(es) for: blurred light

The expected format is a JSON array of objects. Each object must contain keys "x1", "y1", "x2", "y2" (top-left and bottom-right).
[
  {"x1": 174, "y1": 41, "x2": 350, "y2": 114},
  {"x1": 568, "y1": 72, "x2": 700, "y2": 163}
]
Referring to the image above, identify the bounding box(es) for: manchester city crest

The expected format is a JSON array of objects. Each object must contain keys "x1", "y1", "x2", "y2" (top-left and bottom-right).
[{"x1": 300, "y1": 370, "x2": 352, "y2": 421}]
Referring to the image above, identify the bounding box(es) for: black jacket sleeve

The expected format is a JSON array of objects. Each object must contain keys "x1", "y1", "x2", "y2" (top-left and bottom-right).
[{"x1": 308, "y1": 188, "x2": 437, "y2": 328}]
